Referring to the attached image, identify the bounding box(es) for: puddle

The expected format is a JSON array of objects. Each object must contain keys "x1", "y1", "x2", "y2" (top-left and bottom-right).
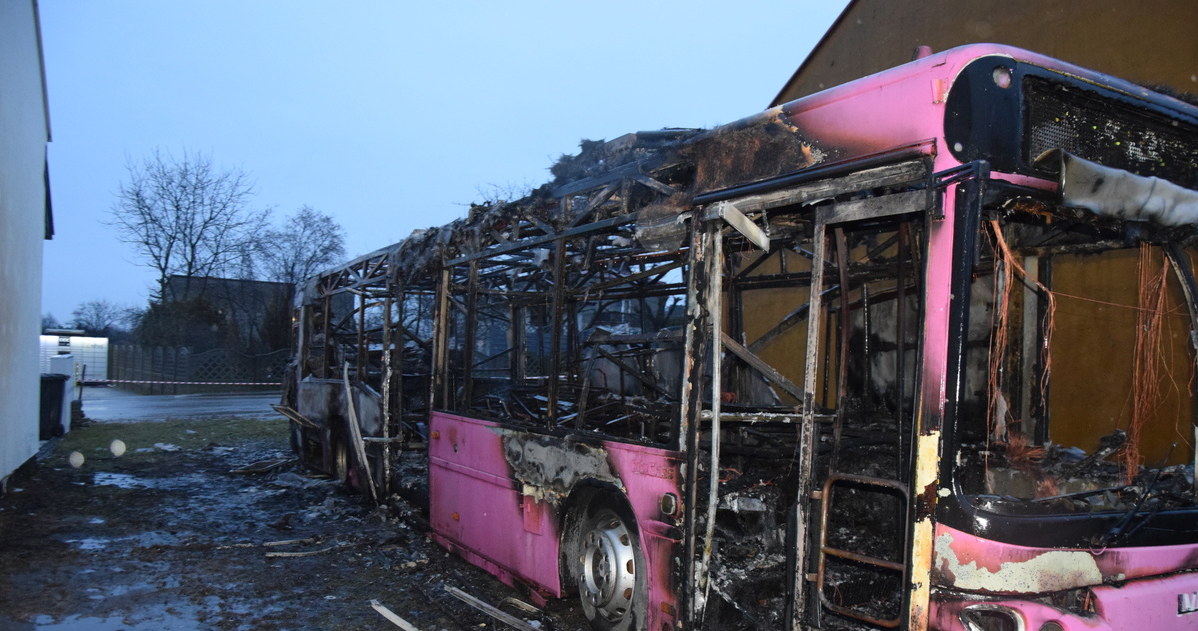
[
  {"x1": 64, "y1": 531, "x2": 186, "y2": 551},
  {"x1": 92, "y1": 473, "x2": 152, "y2": 489},
  {"x1": 91, "y1": 472, "x2": 212, "y2": 491},
  {"x1": 66, "y1": 538, "x2": 110, "y2": 551},
  {"x1": 2, "y1": 605, "x2": 204, "y2": 630}
]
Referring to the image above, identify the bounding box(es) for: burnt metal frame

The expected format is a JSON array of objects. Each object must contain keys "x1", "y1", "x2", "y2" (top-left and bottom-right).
[
  {"x1": 816, "y1": 473, "x2": 910, "y2": 628},
  {"x1": 810, "y1": 216, "x2": 927, "y2": 629},
  {"x1": 295, "y1": 161, "x2": 944, "y2": 631},
  {"x1": 435, "y1": 215, "x2": 691, "y2": 437},
  {"x1": 791, "y1": 184, "x2": 933, "y2": 630},
  {"x1": 675, "y1": 159, "x2": 937, "y2": 627},
  {"x1": 299, "y1": 153, "x2": 949, "y2": 628},
  {"x1": 425, "y1": 168, "x2": 692, "y2": 442},
  {"x1": 298, "y1": 246, "x2": 430, "y2": 498}
]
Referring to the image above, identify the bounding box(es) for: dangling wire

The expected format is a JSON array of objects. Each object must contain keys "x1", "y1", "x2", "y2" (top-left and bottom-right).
[
  {"x1": 987, "y1": 220, "x2": 1057, "y2": 439},
  {"x1": 986, "y1": 226, "x2": 1015, "y2": 444},
  {"x1": 987, "y1": 221, "x2": 1059, "y2": 496},
  {"x1": 1125, "y1": 244, "x2": 1171, "y2": 483}
]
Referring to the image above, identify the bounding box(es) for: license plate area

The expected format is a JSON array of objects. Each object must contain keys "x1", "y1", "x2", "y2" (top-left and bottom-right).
[{"x1": 1180, "y1": 590, "x2": 1198, "y2": 615}]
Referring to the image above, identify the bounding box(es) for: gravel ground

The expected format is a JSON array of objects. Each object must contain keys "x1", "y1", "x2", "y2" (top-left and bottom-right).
[{"x1": 0, "y1": 416, "x2": 588, "y2": 631}]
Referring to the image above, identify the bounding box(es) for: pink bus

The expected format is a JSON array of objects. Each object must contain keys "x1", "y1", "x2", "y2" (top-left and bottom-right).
[{"x1": 279, "y1": 44, "x2": 1198, "y2": 630}]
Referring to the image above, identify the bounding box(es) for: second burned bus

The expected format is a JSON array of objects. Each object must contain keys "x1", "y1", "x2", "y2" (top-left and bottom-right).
[{"x1": 277, "y1": 44, "x2": 1198, "y2": 630}]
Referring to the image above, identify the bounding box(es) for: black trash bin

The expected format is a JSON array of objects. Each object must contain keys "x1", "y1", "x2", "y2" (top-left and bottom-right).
[{"x1": 39, "y1": 373, "x2": 69, "y2": 440}]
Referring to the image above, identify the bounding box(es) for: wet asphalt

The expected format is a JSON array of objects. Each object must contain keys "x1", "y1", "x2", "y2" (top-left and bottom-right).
[{"x1": 78, "y1": 386, "x2": 284, "y2": 422}]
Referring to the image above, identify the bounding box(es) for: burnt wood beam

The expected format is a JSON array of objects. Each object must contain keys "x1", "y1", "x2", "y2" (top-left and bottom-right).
[{"x1": 721, "y1": 331, "x2": 806, "y2": 402}]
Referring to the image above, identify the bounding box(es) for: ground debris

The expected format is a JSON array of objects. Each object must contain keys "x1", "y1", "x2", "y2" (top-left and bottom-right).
[
  {"x1": 230, "y1": 457, "x2": 294, "y2": 474},
  {"x1": 268, "y1": 470, "x2": 328, "y2": 489},
  {"x1": 371, "y1": 598, "x2": 423, "y2": 631},
  {"x1": 445, "y1": 586, "x2": 545, "y2": 631},
  {"x1": 216, "y1": 536, "x2": 320, "y2": 550},
  {"x1": 0, "y1": 417, "x2": 592, "y2": 630},
  {"x1": 264, "y1": 541, "x2": 352, "y2": 558}
]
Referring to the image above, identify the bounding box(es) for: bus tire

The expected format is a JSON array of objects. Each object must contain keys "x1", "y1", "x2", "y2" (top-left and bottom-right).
[{"x1": 575, "y1": 502, "x2": 647, "y2": 631}]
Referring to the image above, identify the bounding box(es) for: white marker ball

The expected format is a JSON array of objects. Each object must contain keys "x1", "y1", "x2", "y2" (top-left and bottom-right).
[
  {"x1": 68, "y1": 451, "x2": 85, "y2": 468},
  {"x1": 110, "y1": 439, "x2": 127, "y2": 457}
]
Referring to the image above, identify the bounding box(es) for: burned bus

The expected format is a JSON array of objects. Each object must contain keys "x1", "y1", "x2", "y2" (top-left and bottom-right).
[{"x1": 277, "y1": 44, "x2": 1198, "y2": 630}]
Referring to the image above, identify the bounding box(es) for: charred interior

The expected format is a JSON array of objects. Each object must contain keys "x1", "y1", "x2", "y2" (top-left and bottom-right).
[
  {"x1": 279, "y1": 120, "x2": 939, "y2": 627},
  {"x1": 948, "y1": 200, "x2": 1198, "y2": 546},
  {"x1": 687, "y1": 183, "x2": 928, "y2": 629}
]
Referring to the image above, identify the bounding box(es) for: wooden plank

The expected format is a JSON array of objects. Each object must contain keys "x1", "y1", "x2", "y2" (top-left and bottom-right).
[
  {"x1": 720, "y1": 331, "x2": 805, "y2": 401},
  {"x1": 714, "y1": 201, "x2": 770, "y2": 251},
  {"x1": 370, "y1": 599, "x2": 423, "y2": 631},
  {"x1": 586, "y1": 330, "x2": 684, "y2": 345},
  {"x1": 342, "y1": 363, "x2": 379, "y2": 504},
  {"x1": 444, "y1": 586, "x2": 541, "y2": 631},
  {"x1": 272, "y1": 404, "x2": 322, "y2": 430},
  {"x1": 705, "y1": 160, "x2": 928, "y2": 216},
  {"x1": 816, "y1": 189, "x2": 928, "y2": 224},
  {"x1": 632, "y1": 173, "x2": 678, "y2": 196}
]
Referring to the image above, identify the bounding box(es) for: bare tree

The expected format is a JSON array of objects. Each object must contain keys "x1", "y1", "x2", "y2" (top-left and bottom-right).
[
  {"x1": 472, "y1": 180, "x2": 534, "y2": 206},
  {"x1": 257, "y1": 205, "x2": 347, "y2": 286},
  {"x1": 42, "y1": 313, "x2": 62, "y2": 332},
  {"x1": 70, "y1": 299, "x2": 127, "y2": 336},
  {"x1": 110, "y1": 149, "x2": 268, "y2": 301}
]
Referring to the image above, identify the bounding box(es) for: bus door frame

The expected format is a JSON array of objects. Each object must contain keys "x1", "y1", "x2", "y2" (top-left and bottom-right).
[
  {"x1": 793, "y1": 188, "x2": 932, "y2": 630},
  {"x1": 677, "y1": 154, "x2": 939, "y2": 628}
]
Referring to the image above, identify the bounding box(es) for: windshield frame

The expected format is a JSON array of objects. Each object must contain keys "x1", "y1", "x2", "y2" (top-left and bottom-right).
[{"x1": 937, "y1": 180, "x2": 1198, "y2": 548}]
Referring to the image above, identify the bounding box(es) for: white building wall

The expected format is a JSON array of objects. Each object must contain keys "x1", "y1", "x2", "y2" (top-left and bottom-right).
[
  {"x1": 0, "y1": 0, "x2": 51, "y2": 483},
  {"x1": 39, "y1": 335, "x2": 108, "y2": 381}
]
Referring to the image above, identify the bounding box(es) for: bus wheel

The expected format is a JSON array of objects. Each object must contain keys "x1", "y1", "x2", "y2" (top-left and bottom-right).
[{"x1": 576, "y1": 504, "x2": 646, "y2": 631}]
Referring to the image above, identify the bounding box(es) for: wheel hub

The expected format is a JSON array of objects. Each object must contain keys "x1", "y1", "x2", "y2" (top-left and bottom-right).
[{"x1": 579, "y1": 512, "x2": 637, "y2": 622}]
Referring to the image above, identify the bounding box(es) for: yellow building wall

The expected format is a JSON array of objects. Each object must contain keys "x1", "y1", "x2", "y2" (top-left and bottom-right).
[
  {"x1": 1049, "y1": 248, "x2": 1194, "y2": 466},
  {"x1": 773, "y1": 0, "x2": 1198, "y2": 105}
]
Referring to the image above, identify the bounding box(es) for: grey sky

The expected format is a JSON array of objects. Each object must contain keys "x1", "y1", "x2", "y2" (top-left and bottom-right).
[{"x1": 38, "y1": 1, "x2": 847, "y2": 322}]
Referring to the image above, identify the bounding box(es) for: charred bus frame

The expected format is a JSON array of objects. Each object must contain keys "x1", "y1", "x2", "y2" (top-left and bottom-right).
[{"x1": 279, "y1": 45, "x2": 1198, "y2": 630}]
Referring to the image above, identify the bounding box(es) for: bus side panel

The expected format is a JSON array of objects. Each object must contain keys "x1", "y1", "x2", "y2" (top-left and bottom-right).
[
  {"x1": 931, "y1": 524, "x2": 1198, "y2": 630},
  {"x1": 605, "y1": 443, "x2": 683, "y2": 631},
  {"x1": 428, "y1": 412, "x2": 563, "y2": 598},
  {"x1": 296, "y1": 379, "x2": 341, "y2": 427},
  {"x1": 934, "y1": 524, "x2": 1198, "y2": 592},
  {"x1": 296, "y1": 379, "x2": 341, "y2": 473},
  {"x1": 1091, "y1": 575, "x2": 1198, "y2": 630}
]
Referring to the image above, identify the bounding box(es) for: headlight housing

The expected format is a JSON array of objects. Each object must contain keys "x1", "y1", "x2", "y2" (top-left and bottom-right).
[{"x1": 959, "y1": 604, "x2": 1024, "y2": 631}]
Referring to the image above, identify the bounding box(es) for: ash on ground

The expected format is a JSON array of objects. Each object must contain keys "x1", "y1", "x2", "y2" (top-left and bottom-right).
[{"x1": 0, "y1": 418, "x2": 587, "y2": 631}]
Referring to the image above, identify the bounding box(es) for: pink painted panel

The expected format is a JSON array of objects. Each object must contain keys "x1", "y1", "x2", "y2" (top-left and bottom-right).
[
  {"x1": 776, "y1": 43, "x2": 1153, "y2": 167},
  {"x1": 931, "y1": 523, "x2": 1198, "y2": 629},
  {"x1": 605, "y1": 441, "x2": 684, "y2": 629},
  {"x1": 1091, "y1": 573, "x2": 1198, "y2": 630},
  {"x1": 935, "y1": 523, "x2": 1198, "y2": 588},
  {"x1": 428, "y1": 412, "x2": 562, "y2": 597},
  {"x1": 932, "y1": 598, "x2": 1113, "y2": 630},
  {"x1": 429, "y1": 411, "x2": 686, "y2": 625}
]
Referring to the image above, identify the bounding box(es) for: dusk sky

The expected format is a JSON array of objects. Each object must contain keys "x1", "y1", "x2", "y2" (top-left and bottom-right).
[{"x1": 38, "y1": 2, "x2": 847, "y2": 323}]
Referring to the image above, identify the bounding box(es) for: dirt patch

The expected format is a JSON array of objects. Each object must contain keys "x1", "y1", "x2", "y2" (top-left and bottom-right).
[{"x1": 0, "y1": 418, "x2": 588, "y2": 630}]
